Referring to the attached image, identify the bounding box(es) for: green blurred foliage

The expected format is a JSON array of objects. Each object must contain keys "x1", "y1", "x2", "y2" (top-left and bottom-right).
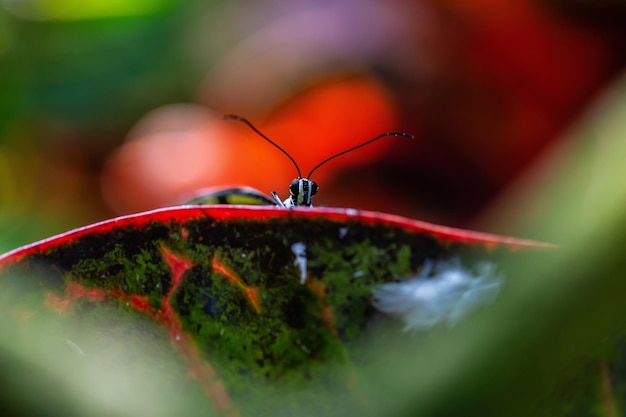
[
  {"x1": 0, "y1": 293, "x2": 217, "y2": 417},
  {"x1": 0, "y1": 1, "x2": 221, "y2": 250},
  {"x1": 0, "y1": 1, "x2": 199, "y2": 132}
]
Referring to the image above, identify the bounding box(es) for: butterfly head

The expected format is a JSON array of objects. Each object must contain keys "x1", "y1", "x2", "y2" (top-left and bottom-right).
[{"x1": 287, "y1": 178, "x2": 319, "y2": 207}]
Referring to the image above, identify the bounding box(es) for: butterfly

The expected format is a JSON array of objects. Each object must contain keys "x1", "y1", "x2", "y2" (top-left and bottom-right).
[{"x1": 186, "y1": 115, "x2": 414, "y2": 207}]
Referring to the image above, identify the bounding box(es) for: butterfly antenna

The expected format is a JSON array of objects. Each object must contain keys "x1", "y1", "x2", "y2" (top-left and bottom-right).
[
  {"x1": 224, "y1": 115, "x2": 303, "y2": 178},
  {"x1": 307, "y1": 132, "x2": 414, "y2": 179}
]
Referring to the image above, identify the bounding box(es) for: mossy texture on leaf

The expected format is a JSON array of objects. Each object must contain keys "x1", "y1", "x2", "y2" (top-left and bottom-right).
[{"x1": 0, "y1": 208, "x2": 531, "y2": 416}]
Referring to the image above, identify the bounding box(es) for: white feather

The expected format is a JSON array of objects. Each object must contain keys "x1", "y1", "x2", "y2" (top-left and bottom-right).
[{"x1": 371, "y1": 258, "x2": 503, "y2": 331}]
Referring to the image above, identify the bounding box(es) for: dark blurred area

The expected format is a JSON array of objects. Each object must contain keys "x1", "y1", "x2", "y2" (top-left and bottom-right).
[{"x1": 0, "y1": 0, "x2": 625, "y2": 250}]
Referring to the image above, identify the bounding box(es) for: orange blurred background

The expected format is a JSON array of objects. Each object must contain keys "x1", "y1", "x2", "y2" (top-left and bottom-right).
[{"x1": 0, "y1": 0, "x2": 624, "y2": 248}]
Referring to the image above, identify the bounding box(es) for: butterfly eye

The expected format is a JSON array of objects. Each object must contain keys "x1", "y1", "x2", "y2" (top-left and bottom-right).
[
  {"x1": 289, "y1": 179, "x2": 300, "y2": 195},
  {"x1": 309, "y1": 181, "x2": 319, "y2": 196}
]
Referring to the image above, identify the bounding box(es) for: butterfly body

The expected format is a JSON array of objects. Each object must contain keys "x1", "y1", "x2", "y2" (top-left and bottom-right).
[
  {"x1": 185, "y1": 178, "x2": 318, "y2": 208},
  {"x1": 185, "y1": 186, "x2": 276, "y2": 206}
]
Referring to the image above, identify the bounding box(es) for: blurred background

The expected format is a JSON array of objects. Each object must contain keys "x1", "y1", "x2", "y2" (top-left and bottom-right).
[
  {"x1": 0, "y1": 0, "x2": 625, "y2": 249},
  {"x1": 3, "y1": 2, "x2": 626, "y2": 416}
]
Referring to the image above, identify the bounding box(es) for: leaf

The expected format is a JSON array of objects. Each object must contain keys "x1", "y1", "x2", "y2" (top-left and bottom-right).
[{"x1": 0, "y1": 205, "x2": 548, "y2": 416}]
